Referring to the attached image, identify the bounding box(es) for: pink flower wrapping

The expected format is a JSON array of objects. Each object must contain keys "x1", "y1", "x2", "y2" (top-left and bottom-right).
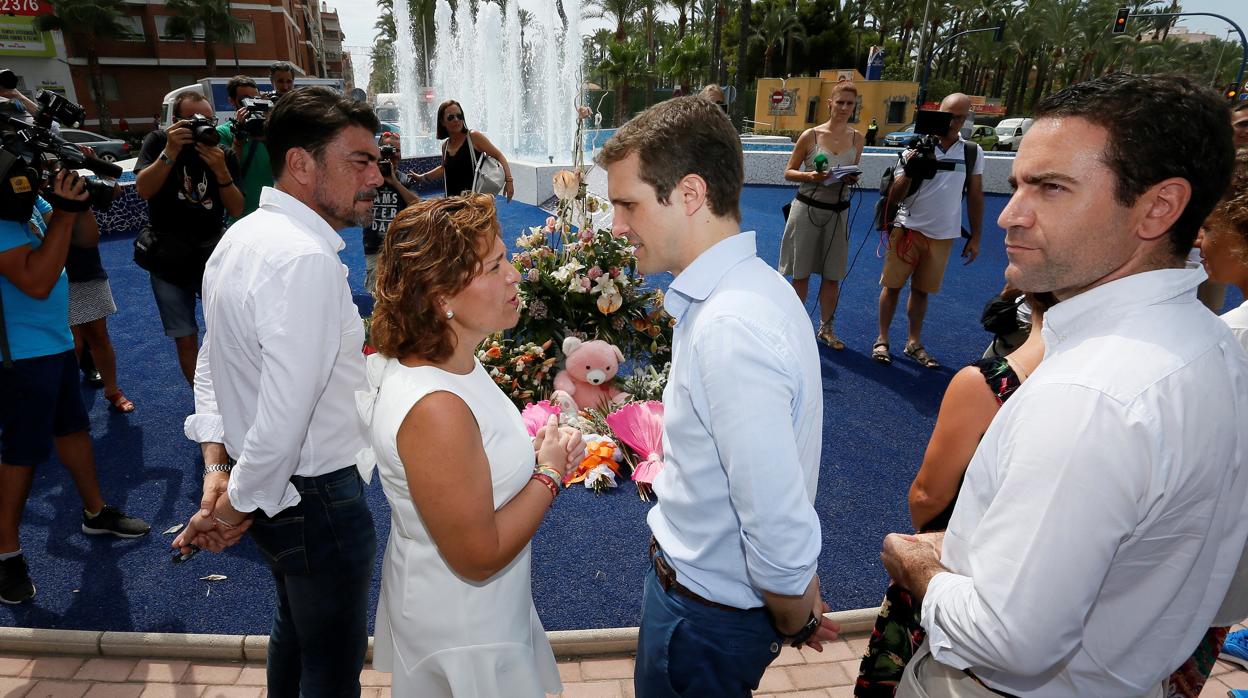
[
  {"x1": 605, "y1": 401, "x2": 665, "y2": 499},
  {"x1": 521, "y1": 400, "x2": 562, "y2": 437}
]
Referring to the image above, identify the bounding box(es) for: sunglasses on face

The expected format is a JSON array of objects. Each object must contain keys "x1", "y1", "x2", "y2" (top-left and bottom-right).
[{"x1": 445, "y1": 113, "x2": 463, "y2": 122}]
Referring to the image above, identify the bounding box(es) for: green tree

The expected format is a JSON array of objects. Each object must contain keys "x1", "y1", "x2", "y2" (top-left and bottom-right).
[
  {"x1": 750, "y1": 0, "x2": 805, "y2": 77},
  {"x1": 369, "y1": 39, "x2": 397, "y2": 94},
  {"x1": 35, "y1": 0, "x2": 132, "y2": 133},
  {"x1": 165, "y1": 0, "x2": 249, "y2": 74},
  {"x1": 659, "y1": 34, "x2": 710, "y2": 93},
  {"x1": 599, "y1": 38, "x2": 651, "y2": 124},
  {"x1": 585, "y1": 0, "x2": 642, "y2": 41}
]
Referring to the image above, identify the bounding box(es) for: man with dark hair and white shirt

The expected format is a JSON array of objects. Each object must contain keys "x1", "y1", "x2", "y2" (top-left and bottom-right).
[
  {"x1": 881, "y1": 73, "x2": 1248, "y2": 697},
  {"x1": 175, "y1": 86, "x2": 383, "y2": 696}
]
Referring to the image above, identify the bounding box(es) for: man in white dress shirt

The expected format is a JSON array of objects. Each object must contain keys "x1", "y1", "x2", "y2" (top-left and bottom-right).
[
  {"x1": 881, "y1": 74, "x2": 1248, "y2": 697},
  {"x1": 599, "y1": 96, "x2": 839, "y2": 697},
  {"x1": 175, "y1": 87, "x2": 383, "y2": 697}
]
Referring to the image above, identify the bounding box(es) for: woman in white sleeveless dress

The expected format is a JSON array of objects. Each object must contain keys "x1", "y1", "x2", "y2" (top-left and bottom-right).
[{"x1": 358, "y1": 194, "x2": 583, "y2": 697}]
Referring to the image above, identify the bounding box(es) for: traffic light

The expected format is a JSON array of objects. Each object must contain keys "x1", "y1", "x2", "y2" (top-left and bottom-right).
[
  {"x1": 1227, "y1": 83, "x2": 1241, "y2": 102},
  {"x1": 993, "y1": 19, "x2": 1006, "y2": 42},
  {"x1": 1113, "y1": 8, "x2": 1129, "y2": 34}
]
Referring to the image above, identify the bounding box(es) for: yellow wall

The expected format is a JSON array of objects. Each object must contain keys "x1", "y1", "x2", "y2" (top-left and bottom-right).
[{"x1": 754, "y1": 69, "x2": 919, "y2": 135}]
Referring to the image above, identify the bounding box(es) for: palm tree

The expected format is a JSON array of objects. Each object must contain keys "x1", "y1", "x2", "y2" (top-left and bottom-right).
[
  {"x1": 599, "y1": 38, "x2": 651, "y2": 124},
  {"x1": 35, "y1": 0, "x2": 131, "y2": 134},
  {"x1": 751, "y1": 0, "x2": 805, "y2": 77},
  {"x1": 165, "y1": 0, "x2": 249, "y2": 74},
  {"x1": 659, "y1": 34, "x2": 710, "y2": 94},
  {"x1": 585, "y1": 0, "x2": 641, "y2": 42}
]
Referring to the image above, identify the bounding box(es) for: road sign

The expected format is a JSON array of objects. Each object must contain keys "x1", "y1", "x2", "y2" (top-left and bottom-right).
[
  {"x1": 0, "y1": 0, "x2": 52, "y2": 17},
  {"x1": 771, "y1": 90, "x2": 784, "y2": 105}
]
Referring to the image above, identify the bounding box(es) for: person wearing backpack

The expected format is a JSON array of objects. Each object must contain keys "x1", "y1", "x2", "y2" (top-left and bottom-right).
[{"x1": 873, "y1": 93, "x2": 983, "y2": 369}]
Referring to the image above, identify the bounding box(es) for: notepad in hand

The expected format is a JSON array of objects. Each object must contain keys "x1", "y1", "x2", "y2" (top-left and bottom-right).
[{"x1": 822, "y1": 165, "x2": 862, "y2": 184}]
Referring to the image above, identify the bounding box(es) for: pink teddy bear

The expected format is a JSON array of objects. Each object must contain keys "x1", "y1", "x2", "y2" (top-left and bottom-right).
[{"x1": 551, "y1": 337, "x2": 630, "y2": 410}]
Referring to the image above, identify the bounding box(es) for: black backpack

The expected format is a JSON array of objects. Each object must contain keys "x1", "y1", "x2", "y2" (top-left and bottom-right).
[{"x1": 872, "y1": 141, "x2": 979, "y2": 231}]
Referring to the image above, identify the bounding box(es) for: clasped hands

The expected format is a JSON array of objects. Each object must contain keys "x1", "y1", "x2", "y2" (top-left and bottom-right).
[
  {"x1": 531, "y1": 414, "x2": 584, "y2": 480},
  {"x1": 171, "y1": 471, "x2": 253, "y2": 556}
]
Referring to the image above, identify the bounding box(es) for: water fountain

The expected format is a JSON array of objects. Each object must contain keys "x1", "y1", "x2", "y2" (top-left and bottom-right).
[{"x1": 391, "y1": 0, "x2": 582, "y2": 164}]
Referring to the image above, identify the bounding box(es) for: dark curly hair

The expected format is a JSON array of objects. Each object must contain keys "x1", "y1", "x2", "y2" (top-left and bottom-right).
[
  {"x1": 1034, "y1": 73, "x2": 1234, "y2": 258},
  {"x1": 1206, "y1": 150, "x2": 1248, "y2": 248},
  {"x1": 371, "y1": 194, "x2": 500, "y2": 362}
]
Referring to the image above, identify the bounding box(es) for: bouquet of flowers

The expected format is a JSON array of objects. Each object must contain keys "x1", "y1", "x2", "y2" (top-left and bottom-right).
[{"x1": 475, "y1": 338, "x2": 559, "y2": 404}]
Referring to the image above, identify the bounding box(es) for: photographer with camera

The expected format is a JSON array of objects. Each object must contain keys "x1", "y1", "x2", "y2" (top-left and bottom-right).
[
  {"x1": 0, "y1": 169, "x2": 151, "y2": 603},
  {"x1": 216, "y1": 75, "x2": 274, "y2": 217},
  {"x1": 134, "y1": 90, "x2": 242, "y2": 386},
  {"x1": 365, "y1": 131, "x2": 418, "y2": 294},
  {"x1": 873, "y1": 93, "x2": 984, "y2": 369}
]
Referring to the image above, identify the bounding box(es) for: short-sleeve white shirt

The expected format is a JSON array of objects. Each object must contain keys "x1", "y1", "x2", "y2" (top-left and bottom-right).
[{"x1": 895, "y1": 137, "x2": 983, "y2": 240}]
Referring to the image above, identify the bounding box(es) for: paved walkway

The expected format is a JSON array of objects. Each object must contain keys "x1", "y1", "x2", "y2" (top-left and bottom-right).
[{"x1": 0, "y1": 630, "x2": 1245, "y2": 697}]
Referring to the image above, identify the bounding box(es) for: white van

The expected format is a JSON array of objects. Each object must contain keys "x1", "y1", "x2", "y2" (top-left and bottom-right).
[
  {"x1": 994, "y1": 117, "x2": 1034, "y2": 152},
  {"x1": 159, "y1": 76, "x2": 344, "y2": 129}
]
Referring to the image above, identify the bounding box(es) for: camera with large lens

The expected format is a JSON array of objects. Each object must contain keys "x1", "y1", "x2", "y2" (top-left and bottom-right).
[
  {"x1": 232, "y1": 96, "x2": 273, "y2": 139},
  {"x1": 902, "y1": 110, "x2": 956, "y2": 182},
  {"x1": 186, "y1": 113, "x2": 220, "y2": 146},
  {"x1": 378, "y1": 144, "x2": 396, "y2": 178},
  {"x1": 0, "y1": 87, "x2": 122, "y2": 221}
]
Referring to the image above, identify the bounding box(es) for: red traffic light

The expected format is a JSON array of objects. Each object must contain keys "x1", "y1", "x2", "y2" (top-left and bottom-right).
[
  {"x1": 1227, "y1": 84, "x2": 1240, "y2": 101},
  {"x1": 1113, "y1": 8, "x2": 1129, "y2": 33}
]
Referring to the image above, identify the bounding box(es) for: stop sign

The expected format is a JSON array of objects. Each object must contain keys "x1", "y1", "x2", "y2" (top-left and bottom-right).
[{"x1": 771, "y1": 90, "x2": 785, "y2": 105}]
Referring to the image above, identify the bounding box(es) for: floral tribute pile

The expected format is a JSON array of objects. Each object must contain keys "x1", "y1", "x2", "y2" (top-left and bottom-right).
[{"x1": 475, "y1": 109, "x2": 675, "y2": 498}]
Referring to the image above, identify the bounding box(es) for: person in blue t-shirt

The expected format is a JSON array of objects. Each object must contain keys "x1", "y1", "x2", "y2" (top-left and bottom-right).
[{"x1": 0, "y1": 170, "x2": 150, "y2": 604}]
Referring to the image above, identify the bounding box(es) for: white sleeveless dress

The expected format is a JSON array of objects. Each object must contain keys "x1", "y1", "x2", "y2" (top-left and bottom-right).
[{"x1": 360, "y1": 354, "x2": 562, "y2": 697}]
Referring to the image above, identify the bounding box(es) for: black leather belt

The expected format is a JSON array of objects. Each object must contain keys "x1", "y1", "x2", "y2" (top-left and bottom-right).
[
  {"x1": 963, "y1": 669, "x2": 1020, "y2": 698},
  {"x1": 796, "y1": 192, "x2": 850, "y2": 212},
  {"x1": 649, "y1": 537, "x2": 742, "y2": 612}
]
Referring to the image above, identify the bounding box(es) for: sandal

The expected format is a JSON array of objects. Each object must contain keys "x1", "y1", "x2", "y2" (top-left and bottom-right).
[
  {"x1": 904, "y1": 343, "x2": 941, "y2": 370},
  {"x1": 817, "y1": 322, "x2": 846, "y2": 350},
  {"x1": 871, "y1": 341, "x2": 892, "y2": 364},
  {"x1": 104, "y1": 389, "x2": 135, "y2": 413}
]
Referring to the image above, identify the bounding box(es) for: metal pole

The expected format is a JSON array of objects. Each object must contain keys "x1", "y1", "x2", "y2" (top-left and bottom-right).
[
  {"x1": 911, "y1": 0, "x2": 933, "y2": 82},
  {"x1": 917, "y1": 26, "x2": 997, "y2": 108},
  {"x1": 1212, "y1": 29, "x2": 1232, "y2": 87}
]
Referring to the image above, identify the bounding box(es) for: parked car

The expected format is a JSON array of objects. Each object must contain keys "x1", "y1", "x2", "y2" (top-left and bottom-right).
[
  {"x1": 966, "y1": 124, "x2": 999, "y2": 150},
  {"x1": 881, "y1": 124, "x2": 915, "y2": 147},
  {"x1": 59, "y1": 128, "x2": 131, "y2": 163},
  {"x1": 994, "y1": 117, "x2": 1034, "y2": 151}
]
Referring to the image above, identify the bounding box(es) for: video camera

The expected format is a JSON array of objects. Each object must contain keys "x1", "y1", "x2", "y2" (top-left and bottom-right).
[
  {"x1": 378, "y1": 144, "x2": 397, "y2": 178},
  {"x1": 0, "y1": 88, "x2": 121, "y2": 220},
  {"x1": 231, "y1": 93, "x2": 275, "y2": 139},
  {"x1": 902, "y1": 110, "x2": 957, "y2": 182}
]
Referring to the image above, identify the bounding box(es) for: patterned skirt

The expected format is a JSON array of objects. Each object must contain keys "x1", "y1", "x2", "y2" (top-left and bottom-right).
[{"x1": 68, "y1": 278, "x2": 118, "y2": 327}]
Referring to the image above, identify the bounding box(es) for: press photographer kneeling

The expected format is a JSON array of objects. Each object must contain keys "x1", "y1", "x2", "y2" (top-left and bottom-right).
[
  {"x1": 0, "y1": 104, "x2": 150, "y2": 602},
  {"x1": 134, "y1": 90, "x2": 242, "y2": 386}
]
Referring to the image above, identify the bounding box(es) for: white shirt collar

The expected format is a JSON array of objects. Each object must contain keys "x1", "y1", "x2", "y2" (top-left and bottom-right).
[
  {"x1": 1042, "y1": 266, "x2": 1206, "y2": 350},
  {"x1": 664, "y1": 231, "x2": 756, "y2": 324},
  {"x1": 258, "y1": 186, "x2": 347, "y2": 253}
]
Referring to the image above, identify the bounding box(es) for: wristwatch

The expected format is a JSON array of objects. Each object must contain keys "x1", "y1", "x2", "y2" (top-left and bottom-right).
[
  {"x1": 204, "y1": 463, "x2": 233, "y2": 474},
  {"x1": 158, "y1": 151, "x2": 173, "y2": 166},
  {"x1": 780, "y1": 612, "x2": 821, "y2": 648}
]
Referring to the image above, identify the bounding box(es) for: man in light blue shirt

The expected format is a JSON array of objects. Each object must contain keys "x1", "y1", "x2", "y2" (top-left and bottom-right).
[{"x1": 599, "y1": 96, "x2": 839, "y2": 697}]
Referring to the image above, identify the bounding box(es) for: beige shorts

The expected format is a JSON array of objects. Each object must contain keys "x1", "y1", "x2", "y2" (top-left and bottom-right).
[{"x1": 880, "y1": 226, "x2": 956, "y2": 294}]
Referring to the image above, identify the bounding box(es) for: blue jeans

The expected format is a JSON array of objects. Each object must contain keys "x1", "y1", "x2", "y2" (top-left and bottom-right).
[
  {"x1": 634, "y1": 560, "x2": 783, "y2": 697},
  {"x1": 248, "y1": 466, "x2": 376, "y2": 698}
]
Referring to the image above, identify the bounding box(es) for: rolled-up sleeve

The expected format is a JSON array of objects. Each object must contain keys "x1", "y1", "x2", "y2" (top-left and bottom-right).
[
  {"x1": 226, "y1": 253, "x2": 344, "y2": 516},
  {"x1": 183, "y1": 325, "x2": 225, "y2": 445},
  {"x1": 693, "y1": 316, "x2": 820, "y2": 596},
  {"x1": 921, "y1": 384, "x2": 1149, "y2": 677}
]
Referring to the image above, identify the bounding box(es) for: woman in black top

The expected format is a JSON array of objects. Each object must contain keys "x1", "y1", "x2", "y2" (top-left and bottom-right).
[{"x1": 415, "y1": 100, "x2": 515, "y2": 201}]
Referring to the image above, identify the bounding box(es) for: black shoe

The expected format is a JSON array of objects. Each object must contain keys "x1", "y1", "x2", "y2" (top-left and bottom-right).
[
  {"x1": 82, "y1": 369, "x2": 103, "y2": 388},
  {"x1": 82, "y1": 505, "x2": 150, "y2": 539},
  {"x1": 0, "y1": 554, "x2": 35, "y2": 604}
]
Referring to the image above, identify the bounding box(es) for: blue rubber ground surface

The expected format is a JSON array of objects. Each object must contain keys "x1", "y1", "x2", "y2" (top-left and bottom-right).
[{"x1": 2, "y1": 186, "x2": 1239, "y2": 634}]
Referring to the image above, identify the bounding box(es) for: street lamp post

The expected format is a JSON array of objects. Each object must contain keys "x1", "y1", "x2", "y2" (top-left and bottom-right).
[
  {"x1": 911, "y1": 0, "x2": 934, "y2": 83},
  {"x1": 1211, "y1": 28, "x2": 1236, "y2": 88},
  {"x1": 916, "y1": 22, "x2": 1006, "y2": 109}
]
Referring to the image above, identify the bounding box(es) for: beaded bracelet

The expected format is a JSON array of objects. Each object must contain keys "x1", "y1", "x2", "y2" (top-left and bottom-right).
[
  {"x1": 531, "y1": 472, "x2": 560, "y2": 499},
  {"x1": 534, "y1": 464, "x2": 562, "y2": 485}
]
